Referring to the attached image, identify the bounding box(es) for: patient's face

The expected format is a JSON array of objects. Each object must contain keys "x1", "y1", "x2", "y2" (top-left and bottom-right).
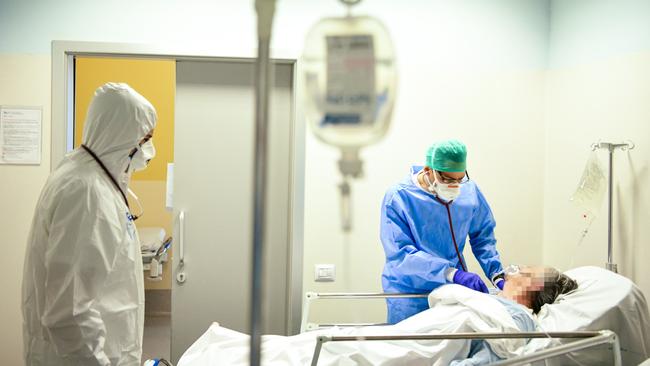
[{"x1": 501, "y1": 266, "x2": 549, "y2": 307}]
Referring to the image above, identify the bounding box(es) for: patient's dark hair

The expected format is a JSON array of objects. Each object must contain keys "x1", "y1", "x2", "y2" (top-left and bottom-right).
[{"x1": 531, "y1": 268, "x2": 578, "y2": 314}]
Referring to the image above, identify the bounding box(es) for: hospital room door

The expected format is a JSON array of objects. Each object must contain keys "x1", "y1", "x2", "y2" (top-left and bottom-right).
[{"x1": 171, "y1": 59, "x2": 302, "y2": 362}]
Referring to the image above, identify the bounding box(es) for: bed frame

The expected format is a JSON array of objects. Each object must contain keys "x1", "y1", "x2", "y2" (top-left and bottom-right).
[{"x1": 303, "y1": 292, "x2": 622, "y2": 366}]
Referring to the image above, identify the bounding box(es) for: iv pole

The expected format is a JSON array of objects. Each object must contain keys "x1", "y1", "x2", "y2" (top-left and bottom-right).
[
  {"x1": 590, "y1": 141, "x2": 635, "y2": 273},
  {"x1": 251, "y1": 1, "x2": 276, "y2": 366}
]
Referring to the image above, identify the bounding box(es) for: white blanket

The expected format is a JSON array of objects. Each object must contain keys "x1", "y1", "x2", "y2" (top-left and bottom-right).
[{"x1": 178, "y1": 285, "x2": 527, "y2": 366}]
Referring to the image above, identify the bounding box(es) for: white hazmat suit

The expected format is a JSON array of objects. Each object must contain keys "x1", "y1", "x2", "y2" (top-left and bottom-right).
[{"x1": 22, "y1": 83, "x2": 157, "y2": 366}]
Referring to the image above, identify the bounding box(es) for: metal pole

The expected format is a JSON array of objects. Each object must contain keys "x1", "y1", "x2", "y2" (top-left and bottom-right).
[
  {"x1": 491, "y1": 331, "x2": 620, "y2": 366},
  {"x1": 250, "y1": 37, "x2": 271, "y2": 366},
  {"x1": 251, "y1": 1, "x2": 276, "y2": 365},
  {"x1": 606, "y1": 145, "x2": 617, "y2": 272},
  {"x1": 310, "y1": 331, "x2": 606, "y2": 366},
  {"x1": 592, "y1": 141, "x2": 634, "y2": 273},
  {"x1": 309, "y1": 292, "x2": 429, "y2": 299},
  {"x1": 326, "y1": 331, "x2": 600, "y2": 342},
  {"x1": 301, "y1": 292, "x2": 429, "y2": 332},
  {"x1": 310, "y1": 336, "x2": 328, "y2": 366},
  {"x1": 611, "y1": 331, "x2": 622, "y2": 366}
]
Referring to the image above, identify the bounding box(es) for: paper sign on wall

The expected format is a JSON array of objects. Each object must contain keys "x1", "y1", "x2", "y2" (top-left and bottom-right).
[{"x1": 0, "y1": 106, "x2": 42, "y2": 165}]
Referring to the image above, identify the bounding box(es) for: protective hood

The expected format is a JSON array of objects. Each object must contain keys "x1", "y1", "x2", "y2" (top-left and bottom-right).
[{"x1": 81, "y1": 82, "x2": 157, "y2": 182}]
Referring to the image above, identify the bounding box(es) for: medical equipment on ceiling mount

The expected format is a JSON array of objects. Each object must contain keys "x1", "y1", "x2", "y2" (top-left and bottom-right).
[
  {"x1": 302, "y1": 0, "x2": 397, "y2": 232},
  {"x1": 251, "y1": 0, "x2": 394, "y2": 361},
  {"x1": 571, "y1": 140, "x2": 635, "y2": 273}
]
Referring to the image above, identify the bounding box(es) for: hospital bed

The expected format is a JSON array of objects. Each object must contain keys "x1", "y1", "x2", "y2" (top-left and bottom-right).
[{"x1": 176, "y1": 266, "x2": 650, "y2": 365}]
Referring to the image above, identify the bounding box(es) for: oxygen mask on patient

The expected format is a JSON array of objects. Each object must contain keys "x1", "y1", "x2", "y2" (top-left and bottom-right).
[
  {"x1": 501, "y1": 265, "x2": 548, "y2": 308},
  {"x1": 504, "y1": 264, "x2": 520, "y2": 276}
]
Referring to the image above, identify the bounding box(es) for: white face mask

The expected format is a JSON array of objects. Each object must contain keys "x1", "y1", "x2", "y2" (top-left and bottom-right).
[
  {"x1": 424, "y1": 171, "x2": 461, "y2": 202},
  {"x1": 130, "y1": 139, "x2": 156, "y2": 172}
]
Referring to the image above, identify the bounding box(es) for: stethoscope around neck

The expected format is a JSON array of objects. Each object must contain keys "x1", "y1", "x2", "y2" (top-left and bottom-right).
[
  {"x1": 81, "y1": 144, "x2": 144, "y2": 221},
  {"x1": 433, "y1": 190, "x2": 468, "y2": 273},
  {"x1": 422, "y1": 170, "x2": 467, "y2": 271}
]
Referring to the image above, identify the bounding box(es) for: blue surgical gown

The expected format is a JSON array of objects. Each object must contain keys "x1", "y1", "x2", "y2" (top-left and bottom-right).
[{"x1": 380, "y1": 166, "x2": 503, "y2": 324}]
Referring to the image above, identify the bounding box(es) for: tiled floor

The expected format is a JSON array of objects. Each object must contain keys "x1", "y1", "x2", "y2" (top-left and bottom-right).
[{"x1": 142, "y1": 314, "x2": 171, "y2": 363}]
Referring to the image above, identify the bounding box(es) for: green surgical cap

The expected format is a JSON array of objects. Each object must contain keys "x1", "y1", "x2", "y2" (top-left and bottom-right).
[{"x1": 425, "y1": 140, "x2": 467, "y2": 172}]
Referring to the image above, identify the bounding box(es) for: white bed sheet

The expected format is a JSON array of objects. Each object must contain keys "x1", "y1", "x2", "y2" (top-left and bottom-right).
[{"x1": 178, "y1": 285, "x2": 526, "y2": 366}]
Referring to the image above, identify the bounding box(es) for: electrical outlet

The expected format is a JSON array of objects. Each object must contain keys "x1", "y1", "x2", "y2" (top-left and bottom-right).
[{"x1": 314, "y1": 264, "x2": 336, "y2": 282}]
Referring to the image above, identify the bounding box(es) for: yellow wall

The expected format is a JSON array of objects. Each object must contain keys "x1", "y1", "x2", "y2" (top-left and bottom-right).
[
  {"x1": 74, "y1": 57, "x2": 175, "y2": 290},
  {"x1": 74, "y1": 57, "x2": 175, "y2": 181}
]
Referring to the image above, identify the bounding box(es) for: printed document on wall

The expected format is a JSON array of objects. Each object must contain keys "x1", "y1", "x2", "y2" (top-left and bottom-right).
[{"x1": 0, "y1": 106, "x2": 42, "y2": 165}]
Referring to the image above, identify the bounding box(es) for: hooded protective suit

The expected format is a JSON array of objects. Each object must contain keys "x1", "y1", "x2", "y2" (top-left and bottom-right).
[{"x1": 22, "y1": 83, "x2": 157, "y2": 366}]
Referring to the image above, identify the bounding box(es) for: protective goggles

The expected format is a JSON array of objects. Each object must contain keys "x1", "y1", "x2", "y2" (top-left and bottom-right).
[{"x1": 434, "y1": 170, "x2": 470, "y2": 184}]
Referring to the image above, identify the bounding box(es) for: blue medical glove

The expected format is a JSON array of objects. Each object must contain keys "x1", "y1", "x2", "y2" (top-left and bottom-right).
[{"x1": 453, "y1": 270, "x2": 489, "y2": 294}]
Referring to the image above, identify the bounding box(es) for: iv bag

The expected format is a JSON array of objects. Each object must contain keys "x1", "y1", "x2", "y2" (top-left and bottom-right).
[
  {"x1": 302, "y1": 15, "x2": 397, "y2": 149},
  {"x1": 570, "y1": 151, "x2": 607, "y2": 219}
]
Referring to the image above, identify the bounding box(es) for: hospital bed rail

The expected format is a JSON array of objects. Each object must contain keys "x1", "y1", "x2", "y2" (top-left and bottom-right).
[
  {"x1": 303, "y1": 292, "x2": 622, "y2": 366},
  {"x1": 310, "y1": 330, "x2": 621, "y2": 366},
  {"x1": 300, "y1": 291, "x2": 429, "y2": 332}
]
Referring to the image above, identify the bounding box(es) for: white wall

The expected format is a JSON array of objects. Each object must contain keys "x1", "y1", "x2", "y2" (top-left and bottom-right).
[
  {"x1": 1, "y1": 0, "x2": 548, "y2": 362},
  {"x1": 300, "y1": 0, "x2": 549, "y2": 323},
  {"x1": 544, "y1": 0, "x2": 650, "y2": 300},
  {"x1": 0, "y1": 55, "x2": 51, "y2": 366}
]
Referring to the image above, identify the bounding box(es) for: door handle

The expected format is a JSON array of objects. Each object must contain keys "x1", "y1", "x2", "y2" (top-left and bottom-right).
[{"x1": 176, "y1": 210, "x2": 187, "y2": 284}]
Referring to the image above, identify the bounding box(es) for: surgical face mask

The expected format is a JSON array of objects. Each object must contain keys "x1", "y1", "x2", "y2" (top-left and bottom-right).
[
  {"x1": 424, "y1": 171, "x2": 461, "y2": 202},
  {"x1": 130, "y1": 139, "x2": 156, "y2": 172}
]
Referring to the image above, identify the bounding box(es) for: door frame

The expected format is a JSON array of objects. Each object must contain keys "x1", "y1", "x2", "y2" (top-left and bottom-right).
[{"x1": 50, "y1": 40, "x2": 306, "y2": 334}]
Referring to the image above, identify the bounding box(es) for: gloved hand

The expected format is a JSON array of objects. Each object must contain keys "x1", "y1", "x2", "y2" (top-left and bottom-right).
[
  {"x1": 496, "y1": 279, "x2": 505, "y2": 291},
  {"x1": 452, "y1": 270, "x2": 489, "y2": 293}
]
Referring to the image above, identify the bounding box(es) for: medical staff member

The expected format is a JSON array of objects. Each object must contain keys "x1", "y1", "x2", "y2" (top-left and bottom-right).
[
  {"x1": 380, "y1": 139, "x2": 505, "y2": 324},
  {"x1": 22, "y1": 83, "x2": 157, "y2": 366}
]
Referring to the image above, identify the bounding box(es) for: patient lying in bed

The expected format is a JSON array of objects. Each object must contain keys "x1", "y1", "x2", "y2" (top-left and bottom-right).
[
  {"x1": 450, "y1": 266, "x2": 578, "y2": 365},
  {"x1": 178, "y1": 266, "x2": 579, "y2": 366}
]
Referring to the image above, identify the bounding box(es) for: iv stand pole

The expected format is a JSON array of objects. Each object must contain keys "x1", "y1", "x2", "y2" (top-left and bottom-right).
[
  {"x1": 251, "y1": 1, "x2": 276, "y2": 366},
  {"x1": 591, "y1": 141, "x2": 634, "y2": 273}
]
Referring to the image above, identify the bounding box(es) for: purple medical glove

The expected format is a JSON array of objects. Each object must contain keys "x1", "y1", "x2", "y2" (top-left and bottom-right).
[
  {"x1": 496, "y1": 279, "x2": 505, "y2": 291},
  {"x1": 452, "y1": 270, "x2": 489, "y2": 294}
]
